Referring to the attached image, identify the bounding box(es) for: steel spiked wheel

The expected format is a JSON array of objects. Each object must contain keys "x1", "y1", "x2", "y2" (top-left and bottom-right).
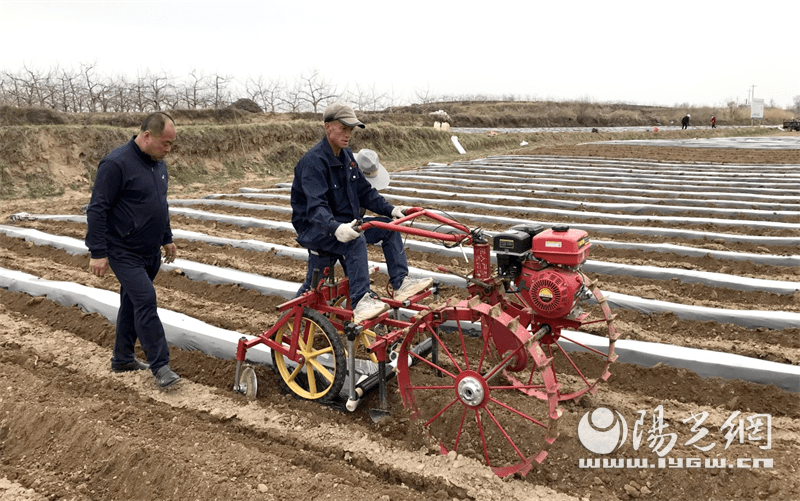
[
  {"x1": 518, "y1": 280, "x2": 619, "y2": 403},
  {"x1": 396, "y1": 298, "x2": 562, "y2": 477}
]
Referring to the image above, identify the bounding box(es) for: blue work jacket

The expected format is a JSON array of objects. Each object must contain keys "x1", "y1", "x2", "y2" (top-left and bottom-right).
[
  {"x1": 85, "y1": 137, "x2": 173, "y2": 258},
  {"x1": 291, "y1": 136, "x2": 394, "y2": 249}
]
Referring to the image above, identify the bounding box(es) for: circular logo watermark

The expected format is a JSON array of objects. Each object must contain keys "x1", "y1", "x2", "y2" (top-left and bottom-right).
[{"x1": 577, "y1": 407, "x2": 628, "y2": 454}]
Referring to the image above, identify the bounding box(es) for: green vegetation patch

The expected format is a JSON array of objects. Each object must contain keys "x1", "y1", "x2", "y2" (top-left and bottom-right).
[
  {"x1": 168, "y1": 160, "x2": 208, "y2": 188},
  {"x1": 23, "y1": 172, "x2": 64, "y2": 198}
]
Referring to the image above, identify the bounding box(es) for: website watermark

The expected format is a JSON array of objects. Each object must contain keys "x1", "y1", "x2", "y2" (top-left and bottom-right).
[{"x1": 577, "y1": 405, "x2": 773, "y2": 469}]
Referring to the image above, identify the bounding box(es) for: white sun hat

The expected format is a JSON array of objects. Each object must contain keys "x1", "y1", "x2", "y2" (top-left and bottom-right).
[{"x1": 355, "y1": 149, "x2": 390, "y2": 190}]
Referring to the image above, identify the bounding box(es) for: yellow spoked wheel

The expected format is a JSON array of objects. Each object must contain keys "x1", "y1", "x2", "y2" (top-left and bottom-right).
[
  {"x1": 355, "y1": 329, "x2": 380, "y2": 363},
  {"x1": 329, "y1": 295, "x2": 349, "y2": 323},
  {"x1": 271, "y1": 308, "x2": 346, "y2": 401}
]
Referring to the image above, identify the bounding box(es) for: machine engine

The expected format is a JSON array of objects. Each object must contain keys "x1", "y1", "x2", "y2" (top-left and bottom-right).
[{"x1": 493, "y1": 224, "x2": 592, "y2": 319}]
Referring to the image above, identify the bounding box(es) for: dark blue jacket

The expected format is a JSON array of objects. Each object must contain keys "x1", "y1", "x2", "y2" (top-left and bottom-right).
[
  {"x1": 291, "y1": 136, "x2": 394, "y2": 249},
  {"x1": 85, "y1": 137, "x2": 173, "y2": 258}
]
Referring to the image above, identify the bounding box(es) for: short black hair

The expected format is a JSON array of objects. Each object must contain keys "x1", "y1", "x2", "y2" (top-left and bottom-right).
[{"x1": 140, "y1": 112, "x2": 175, "y2": 135}]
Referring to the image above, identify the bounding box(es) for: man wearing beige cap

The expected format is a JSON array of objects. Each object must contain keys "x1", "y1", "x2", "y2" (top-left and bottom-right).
[{"x1": 291, "y1": 102, "x2": 433, "y2": 324}]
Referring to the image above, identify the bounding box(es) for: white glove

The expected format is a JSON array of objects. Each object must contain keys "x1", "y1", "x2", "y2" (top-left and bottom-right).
[
  {"x1": 391, "y1": 206, "x2": 409, "y2": 219},
  {"x1": 334, "y1": 220, "x2": 360, "y2": 243}
]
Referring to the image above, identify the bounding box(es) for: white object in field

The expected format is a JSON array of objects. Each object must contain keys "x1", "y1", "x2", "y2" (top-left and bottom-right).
[
  {"x1": 750, "y1": 98, "x2": 764, "y2": 119},
  {"x1": 520, "y1": 141, "x2": 529, "y2": 146},
  {"x1": 434, "y1": 121, "x2": 441, "y2": 130},
  {"x1": 451, "y1": 135, "x2": 466, "y2": 154},
  {"x1": 441, "y1": 122, "x2": 450, "y2": 131}
]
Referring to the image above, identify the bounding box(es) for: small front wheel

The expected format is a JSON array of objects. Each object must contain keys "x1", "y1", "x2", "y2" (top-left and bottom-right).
[
  {"x1": 238, "y1": 365, "x2": 258, "y2": 400},
  {"x1": 271, "y1": 308, "x2": 346, "y2": 401}
]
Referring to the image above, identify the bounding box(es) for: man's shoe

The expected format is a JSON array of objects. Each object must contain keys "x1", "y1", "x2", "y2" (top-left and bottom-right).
[
  {"x1": 394, "y1": 276, "x2": 434, "y2": 302},
  {"x1": 111, "y1": 358, "x2": 150, "y2": 373},
  {"x1": 154, "y1": 365, "x2": 181, "y2": 389},
  {"x1": 352, "y1": 293, "x2": 390, "y2": 324}
]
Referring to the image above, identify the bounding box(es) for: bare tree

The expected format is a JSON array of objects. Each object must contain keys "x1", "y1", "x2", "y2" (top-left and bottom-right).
[
  {"x1": 164, "y1": 87, "x2": 183, "y2": 110},
  {"x1": 2, "y1": 70, "x2": 25, "y2": 107},
  {"x1": 297, "y1": 68, "x2": 338, "y2": 113},
  {"x1": 280, "y1": 80, "x2": 304, "y2": 112},
  {"x1": 108, "y1": 73, "x2": 142, "y2": 112},
  {"x1": 95, "y1": 80, "x2": 113, "y2": 112},
  {"x1": 574, "y1": 95, "x2": 595, "y2": 125},
  {"x1": 414, "y1": 85, "x2": 437, "y2": 106},
  {"x1": 244, "y1": 75, "x2": 264, "y2": 110},
  {"x1": 213, "y1": 73, "x2": 232, "y2": 109},
  {"x1": 157, "y1": 72, "x2": 182, "y2": 110},
  {"x1": 348, "y1": 82, "x2": 388, "y2": 112},
  {"x1": 181, "y1": 69, "x2": 210, "y2": 109},
  {"x1": 2, "y1": 71, "x2": 20, "y2": 106},
  {"x1": 245, "y1": 74, "x2": 285, "y2": 113},
  {"x1": 107, "y1": 75, "x2": 127, "y2": 112},
  {"x1": 69, "y1": 69, "x2": 86, "y2": 111},
  {"x1": 21, "y1": 63, "x2": 55, "y2": 107},
  {"x1": 81, "y1": 61, "x2": 103, "y2": 111},
  {"x1": 382, "y1": 84, "x2": 403, "y2": 111},
  {"x1": 340, "y1": 85, "x2": 357, "y2": 110},
  {"x1": 130, "y1": 71, "x2": 150, "y2": 112},
  {"x1": 148, "y1": 70, "x2": 174, "y2": 111},
  {"x1": 262, "y1": 77, "x2": 286, "y2": 113},
  {"x1": 0, "y1": 73, "x2": 10, "y2": 105},
  {"x1": 55, "y1": 67, "x2": 79, "y2": 112}
]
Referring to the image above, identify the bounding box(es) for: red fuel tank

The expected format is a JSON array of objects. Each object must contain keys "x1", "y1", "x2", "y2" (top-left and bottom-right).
[{"x1": 531, "y1": 226, "x2": 591, "y2": 267}]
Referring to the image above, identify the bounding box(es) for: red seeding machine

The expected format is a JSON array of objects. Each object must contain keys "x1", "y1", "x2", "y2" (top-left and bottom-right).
[{"x1": 233, "y1": 208, "x2": 617, "y2": 477}]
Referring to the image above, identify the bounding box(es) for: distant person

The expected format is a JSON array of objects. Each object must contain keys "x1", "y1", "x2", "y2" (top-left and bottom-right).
[
  {"x1": 354, "y1": 148, "x2": 390, "y2": 218},
  {"x1": 291, "y1": 102, "x2": 433, "y2": 324},
  {"x1": 681, "y1": 114, "x2": 690, "y2": 129},
  {"x1": 85, "y1": 111, "x2": 182, "y2": 390},
  {"x1": 711, "y1": 115, "x2": 716, "y2": 128}
]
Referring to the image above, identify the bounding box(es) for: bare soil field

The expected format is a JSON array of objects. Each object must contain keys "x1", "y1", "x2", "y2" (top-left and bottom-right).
[{"x1": 1, "y1": 138, "x2": 799, "y2": 501}]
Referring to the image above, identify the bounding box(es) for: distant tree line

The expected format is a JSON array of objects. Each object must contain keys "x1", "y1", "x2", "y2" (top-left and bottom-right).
[
  {"x1": 5, "y1": 63, "x2": 798, "y2": 115},
  {"x1": 0, "y1": 63, "x2": 550, "y2": 114}
]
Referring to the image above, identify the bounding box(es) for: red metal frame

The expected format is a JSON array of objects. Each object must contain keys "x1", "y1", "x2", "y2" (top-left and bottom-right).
[
  {"x1": 235, "y1": 208, "x2": 476, "y2": 366},
  {"x1": 235, "y1": 207, "x2": 540, "y2": 371},
  {"x1": 233, "y1": 205, "x2": 617, "y2": 478}
]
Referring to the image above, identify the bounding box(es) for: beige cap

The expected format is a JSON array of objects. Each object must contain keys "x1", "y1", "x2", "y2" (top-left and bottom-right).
[
  {"x1": 355, "y1": 149, "x2": 389, "y2": 190},
  {"x1": 323, "y1": 102, "x2": 365, "y2": 128}
]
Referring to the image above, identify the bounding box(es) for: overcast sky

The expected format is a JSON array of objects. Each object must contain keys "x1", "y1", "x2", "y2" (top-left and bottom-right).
[{"x1": 2, "y1": 0, "x2": 798, "y2": 109}]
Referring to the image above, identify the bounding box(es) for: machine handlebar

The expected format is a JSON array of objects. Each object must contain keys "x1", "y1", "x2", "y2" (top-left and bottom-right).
[{"x1": 357, "y1": 207, "x2": 473, "y2": 245}]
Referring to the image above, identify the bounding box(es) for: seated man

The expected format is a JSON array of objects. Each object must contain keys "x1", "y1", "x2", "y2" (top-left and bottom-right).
[{"x1": 291, "y1": 102, "x2": 433, "y2": 324}]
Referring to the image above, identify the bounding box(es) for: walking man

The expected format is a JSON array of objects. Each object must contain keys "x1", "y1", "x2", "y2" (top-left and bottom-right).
[{"x1": 85, "y1": 111, "x2": 182, "y2": 389}]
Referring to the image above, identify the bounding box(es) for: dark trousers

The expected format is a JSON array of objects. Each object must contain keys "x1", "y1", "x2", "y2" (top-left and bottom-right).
[
  {"x1": 296, "y1": 249, "x2": 348, "y2": 298},
  {"x1": 108, "y1": 248, "x2": 170, "y2": 374},
  {"x1": 296, "y1": 217, "x2": 409, "y2": 305}
]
